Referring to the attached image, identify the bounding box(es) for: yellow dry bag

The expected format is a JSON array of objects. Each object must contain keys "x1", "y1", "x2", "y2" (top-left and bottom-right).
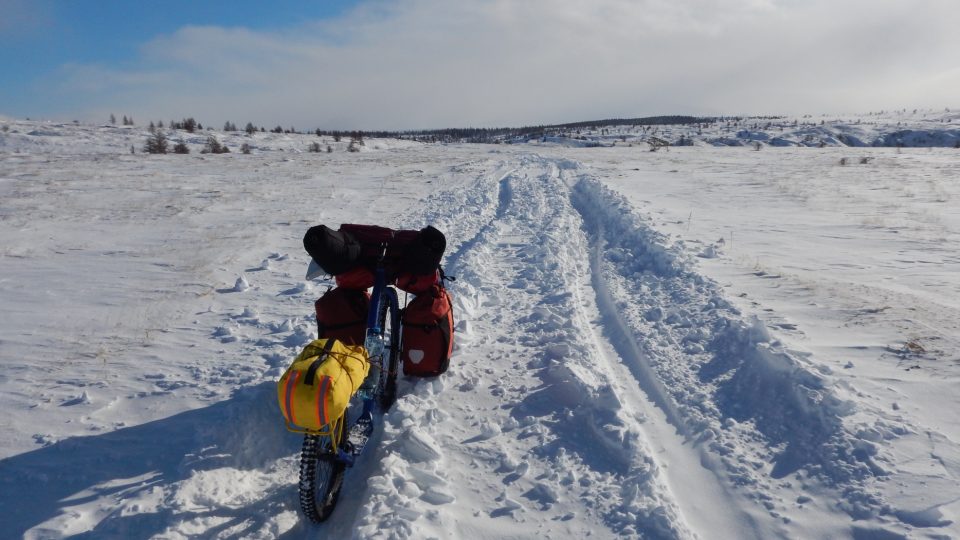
[{"x1": 277, "y1": 338, "x2": 369, "y2": 433}]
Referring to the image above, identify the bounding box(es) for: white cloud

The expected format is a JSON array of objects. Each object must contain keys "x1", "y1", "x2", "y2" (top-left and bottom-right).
[{"x1": 57, "y1": 0, "x2": 960, "y2": 129}]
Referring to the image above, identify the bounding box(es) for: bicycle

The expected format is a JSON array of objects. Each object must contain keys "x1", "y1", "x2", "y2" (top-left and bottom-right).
[{"x1": 297, "y1": 260, "x2": 401, "y2": 522}]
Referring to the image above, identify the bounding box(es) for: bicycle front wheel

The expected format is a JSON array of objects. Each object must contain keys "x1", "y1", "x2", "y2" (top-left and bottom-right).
[
  {"x1": 298, "y1": 433, "x2": 345, "y2": 522},
  {"x1": 375, "y1": 286, "x2": 401, "y2": 409}
]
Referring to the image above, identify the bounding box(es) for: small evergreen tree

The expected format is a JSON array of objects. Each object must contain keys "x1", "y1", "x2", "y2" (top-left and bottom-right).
[
  {"x1": 241, "y1": 143, "x2": 252, "y2": 154},
  {"x1": 110, "y1": 113, "x2": 116, "y2": 124},
  {"x1": 143, "y1": 131, "x2": 168, "y2": 154},
  {"x1": 202, "y1": 136, "x2": 230, "y2": 154},
  {"x1": 245, "y1": 122, "x2": 256, "y2": 135},
  {"x1": 173, "y1": 141, "x2": 190, "y2": 154},
  {"x1": 309, "y1": 142, "x2": 321, "y2": 152}
]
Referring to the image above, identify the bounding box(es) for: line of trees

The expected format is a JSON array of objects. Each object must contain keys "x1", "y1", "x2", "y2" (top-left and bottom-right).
[
  {"x1": 109, "y1": 114, "x2": 135, "y2": 126},
  {"x1": 134, "y1": 114, "x2": 729, "y2": 146}
]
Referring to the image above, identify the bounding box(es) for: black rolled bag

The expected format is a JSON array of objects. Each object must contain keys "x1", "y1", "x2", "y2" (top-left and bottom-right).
[
  {"x1": 302, "y1": 224, "x2": 361, "y2": 276},
  {"x1": 303, "y1": 224, "x2": 446, "y2": 281},
  {"x1": 402, "y1": 225, "x2": 446, "y2": 275}
]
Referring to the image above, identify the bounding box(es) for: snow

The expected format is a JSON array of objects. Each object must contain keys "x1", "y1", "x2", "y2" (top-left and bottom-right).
[{"x1": 1, "y1": 115, "x2": 959, "y2": 539}]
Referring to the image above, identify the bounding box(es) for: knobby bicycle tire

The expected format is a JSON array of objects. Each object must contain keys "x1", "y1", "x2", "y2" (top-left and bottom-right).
[
  {"x1": 298, "y1": 433, "x2": 345, "y2": 522},
  {"x1": 376, "y1": 287, "x2": 401, "y2": 410}
]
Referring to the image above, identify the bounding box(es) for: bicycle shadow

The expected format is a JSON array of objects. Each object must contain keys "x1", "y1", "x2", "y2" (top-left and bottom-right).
[{"x1": 0, "y1": 382, "x2": 303, "y2": 539}]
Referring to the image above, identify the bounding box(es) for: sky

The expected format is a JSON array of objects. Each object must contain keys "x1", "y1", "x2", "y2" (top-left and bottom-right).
[{"x1": 2, "y1": 0, "x2": 960, "y2": 130}]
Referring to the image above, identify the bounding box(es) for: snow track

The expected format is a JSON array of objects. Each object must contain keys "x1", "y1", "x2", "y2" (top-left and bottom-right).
[
  {"x1": 348, "y1": 154, "x2": 908, "y2": 538},
  {"x1": 566, "y1": 172, "x2": 922, "y2": 536},
  {"x1": 344, "y1": 157, "x2": 689, "y2": 538},
  {"x1": 346, "y1": 155, "x2": 778, "y2": 539}
]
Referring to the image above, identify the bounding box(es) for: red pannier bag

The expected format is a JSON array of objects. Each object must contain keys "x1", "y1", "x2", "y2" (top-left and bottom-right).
[
  {"x1": 401, "y1": 284, "x2": 454, "y2": 376},
  {"x1": 315, "y1": 287, "x2": 369, "y2": 346}
]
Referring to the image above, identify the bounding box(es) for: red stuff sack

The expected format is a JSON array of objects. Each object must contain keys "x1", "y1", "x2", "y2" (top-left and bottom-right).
[
  {"x1": 338, "y1": 224, "x2": 446, "y2": 278},
  {"x1": 315, "y1": 287, "x2": 369, "y2": 346},
  {"x1": 401, "y1": 284, "x2": 454, "y2": 376},
  {"x1": 395, "y1": 269, "x2": 440, "y2": 296},
  {"x1": 335, "y1": 266, "x2": 375, "y2": 290}
]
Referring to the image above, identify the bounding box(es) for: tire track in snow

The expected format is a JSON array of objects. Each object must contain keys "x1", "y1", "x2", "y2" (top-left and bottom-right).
[
  {"x1": 572, "y1": 187, "x2": 768, "y2": 540},
  {"x1": 568, "y1": 172, "x2": 905, "y2": 535},
  {"x1": 440, "y1": 166, "x2": 515, "y2": 275}
]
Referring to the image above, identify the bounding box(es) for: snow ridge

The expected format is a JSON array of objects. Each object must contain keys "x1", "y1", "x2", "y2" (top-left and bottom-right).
[{"x1": 569, "y1": 174, "x2": 904, "y2": 525}]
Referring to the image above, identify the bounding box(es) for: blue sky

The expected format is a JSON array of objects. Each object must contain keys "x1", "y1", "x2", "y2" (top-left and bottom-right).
[
  {"x1": 1, "y1": 0, "x2": 361, "y2": 119},
  {"x1": 2, "y1": 0, "x2": 959, "y2": 130}
]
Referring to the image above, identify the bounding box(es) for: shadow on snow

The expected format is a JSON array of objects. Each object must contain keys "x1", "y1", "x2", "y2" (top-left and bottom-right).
[{"x1": 0, "y1": 383, "x2": 305, "y2": 539}]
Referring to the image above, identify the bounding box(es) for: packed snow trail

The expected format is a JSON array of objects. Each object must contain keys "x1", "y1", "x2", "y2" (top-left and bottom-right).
[
  {"x1": 344, "y1": 153, "x2": 906, "y2": 539},
  {"x1": 341, "y1": 155, "x2": 773, "y2": 539}
]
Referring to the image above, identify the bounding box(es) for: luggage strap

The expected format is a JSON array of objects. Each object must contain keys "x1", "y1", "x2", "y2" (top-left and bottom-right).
[{"x1": 304, "y1": 339, "x2": 336, "y2": 386}]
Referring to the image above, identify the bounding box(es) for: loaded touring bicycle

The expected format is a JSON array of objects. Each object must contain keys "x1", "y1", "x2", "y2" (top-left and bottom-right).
[{"x1": 277, "y1": 224, "x2": 454, "y2": 521}]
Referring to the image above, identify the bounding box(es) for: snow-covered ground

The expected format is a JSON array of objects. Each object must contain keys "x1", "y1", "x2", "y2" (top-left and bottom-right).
[
  {"x1": 1, "y1": 118, "x2": 958, "y2": 539},
  {"x1": 521, "y1": 109, "x2": 960, "y2": 149}
]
